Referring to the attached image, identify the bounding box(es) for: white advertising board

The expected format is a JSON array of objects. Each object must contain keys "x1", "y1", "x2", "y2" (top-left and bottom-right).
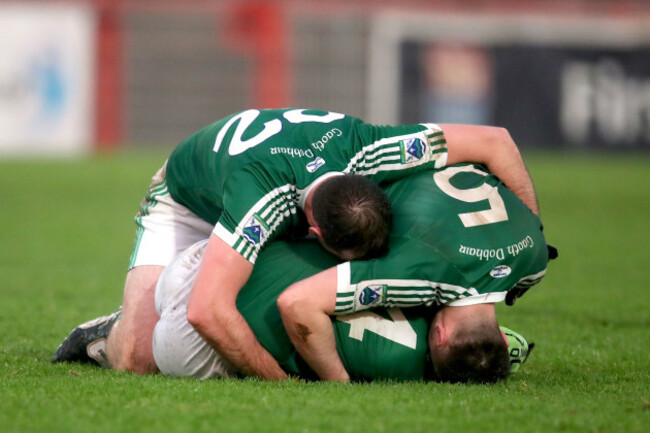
[{"x1": 0, "y1": 3, "x2": 95, "y2": 155}]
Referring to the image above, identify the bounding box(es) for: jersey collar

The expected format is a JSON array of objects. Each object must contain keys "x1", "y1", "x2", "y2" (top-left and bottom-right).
[{"x1": 297, "y1": 171, "x2": 345, "y2": 210}]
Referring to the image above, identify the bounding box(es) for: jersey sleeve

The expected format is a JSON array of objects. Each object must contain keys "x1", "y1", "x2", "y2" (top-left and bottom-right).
[
  {"x1": 333, "y1": 238, "x2": 468, "y2": 314},
  {"x1": 344, "y1": 123, "x2": 448, "y2": 183},
  {"x1": 334, "y1": 259, "x2": 488, "y2": 314},
  {"x1": 334, "y1": 164, "x2": 550, "y2": 314},
  {"x1": 333, "y1": 225, "x2": 548, "y2": 314},
  {"x1": 213, "y1": 166, "x2": 298, "y2": 263}
]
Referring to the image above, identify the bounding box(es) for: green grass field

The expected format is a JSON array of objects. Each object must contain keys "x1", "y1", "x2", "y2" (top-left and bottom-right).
[{"x1": 0, "y1": 151, "x2": 648, "y2": 433}]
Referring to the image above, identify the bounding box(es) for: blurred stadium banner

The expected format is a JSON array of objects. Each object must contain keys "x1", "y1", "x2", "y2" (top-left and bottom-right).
[
  {"x1": 371, "y1": 10, "x2": 650, "y2": 149},
  {"x1": 0, "y1": 2, "x2": 95, "y2": 155},
  {"x1": 1, "y1": 0, "x2": 649, "y2": 155}
]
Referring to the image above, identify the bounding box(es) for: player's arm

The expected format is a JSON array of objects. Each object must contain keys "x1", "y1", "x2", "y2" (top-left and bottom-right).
[
  {"x1": 440, "y1": 124, "x2": 539, "y2": 215},
  {"x1": 277, "y1": 267, "x2": 349, "y2": 382},
  {"x1": 186, "y1": 234, "x2": 287, "y2": 380}
]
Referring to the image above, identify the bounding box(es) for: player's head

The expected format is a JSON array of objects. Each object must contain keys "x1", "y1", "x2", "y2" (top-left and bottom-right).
[
  {"x1": 428, "y1": 309, "x2": 510, "y2": 384},
  {"x1": 310, "y1": 174, "x2": 392, "y2": 260}
]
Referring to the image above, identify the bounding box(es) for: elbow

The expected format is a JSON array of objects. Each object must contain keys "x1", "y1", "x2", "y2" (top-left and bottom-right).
[
  {"x1": 277, "y1": 284, "x2": 309, "y2": 324},
  {"x1": 492, "y1": 126, "x2": 510, "y2": 138},
  {"x1": 187, "y1": 298, "x2": 211, "y2": 333},
  {"x1": 187, "y1": 299, "x2": 232, "y2": 346},
  {"x1": 478, "y1": 126, "x2": 520, "y2": 164},
  {"x1": 489, "y1": 126, "x2": 517, "y2": 150},
  {"x1": 186, "y1": 302, "x2": 202, "y2": 329},
  {"x1": 277, "y1": 286, "x2": 298, "y2": 318},
  {"x1": 478, "y1": 125, "x2": 509, "y2": 145},
  {"x1": 187, "y1": 288, "x2": 235, "y2": 332}
]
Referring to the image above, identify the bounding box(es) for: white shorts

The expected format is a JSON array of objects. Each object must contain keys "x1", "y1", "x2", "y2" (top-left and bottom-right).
[
  {"x1": 128, "y1": 162, "x2": 215, "y2": 269},
  {"x1": 152, "y1": 239, "x2": 238, "y2": 379}
]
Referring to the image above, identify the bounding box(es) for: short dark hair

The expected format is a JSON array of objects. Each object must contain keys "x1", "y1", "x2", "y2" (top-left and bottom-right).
[
  {"x1": 311, "y1": 174, "x2": 392, "y2": 260},
  {"x1": 431, "y1": 321, "x2": 510, "y2": 384}
]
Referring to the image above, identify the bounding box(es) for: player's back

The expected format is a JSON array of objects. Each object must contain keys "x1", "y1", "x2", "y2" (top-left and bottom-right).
[
  {"x1": 164, "y1": 108, "x2": 361, "y2": 223},
  {"x1": 236, "y1": 239, "x2": 432, "y2": 381},
  {"x1": 164, "y1": 108, "x2": 439, "y2": 226},
  {"x1": 347, "y1": 164, "x2": 548, "y2": 304}
]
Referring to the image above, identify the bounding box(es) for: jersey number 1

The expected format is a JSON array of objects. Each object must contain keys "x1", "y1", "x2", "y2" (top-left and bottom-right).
[{"x1": 337, "y1": 309, "x2": 417, "y2": 349}]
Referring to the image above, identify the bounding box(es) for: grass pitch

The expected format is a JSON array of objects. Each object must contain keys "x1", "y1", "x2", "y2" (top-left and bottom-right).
[{"x1": 0, "y1": 151, "x2": 648, "y2": 433}]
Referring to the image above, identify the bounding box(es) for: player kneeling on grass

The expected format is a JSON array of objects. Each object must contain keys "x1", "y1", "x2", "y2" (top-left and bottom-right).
[
  {"x1": 54, "y1": 164, "x2": 550, "y2": 382},
  {"x1": 53, "y1": 108, "x2": 540, "y2": 378}
]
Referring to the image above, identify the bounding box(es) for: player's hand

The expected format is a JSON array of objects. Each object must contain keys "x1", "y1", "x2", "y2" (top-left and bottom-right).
[
  {"x1": 505, "y1": 286, "x2": 529, "y2": 306},
  {"x1": 506, "y1": 244, "x2": 558, "y2": 306}
]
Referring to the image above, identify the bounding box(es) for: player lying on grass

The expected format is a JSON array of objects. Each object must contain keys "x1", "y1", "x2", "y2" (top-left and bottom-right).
[
  {"x1": 277, "y1": 164, "x2": 553, "y2": 383},
  {"x1": 152, "y1": 238, "x2": 534, "y2": 382},
  {"x1": 53, "y1": 108, "x2": 539, "y2": 379}
]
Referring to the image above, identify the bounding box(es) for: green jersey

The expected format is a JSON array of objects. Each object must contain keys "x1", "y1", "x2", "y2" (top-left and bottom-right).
[
  {"x1": 165, "y1": 108, "x2": 447, "y2": 262},
  {"x1": 335, "y1": 164, "x2": 549, "y2": 313},
  {"x1": 236, "y1": 164, "x2": 547, "y2": 381},
  {"x1": 236, "y1": 239, "x2": 433, "y2": 381}
]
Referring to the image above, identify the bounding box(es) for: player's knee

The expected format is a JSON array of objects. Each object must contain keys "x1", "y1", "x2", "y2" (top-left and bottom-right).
[
  {"x1": 109, "y1": 327, "x2": 157, "y2": 374},
  {"x1": 116, "y1": 342, "x2": 157, "y2": 374}
]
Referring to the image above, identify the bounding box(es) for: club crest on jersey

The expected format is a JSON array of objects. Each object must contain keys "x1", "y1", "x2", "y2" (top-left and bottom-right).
[
  {"x1": 306, "y1": 157, "x2": 326, "y2": 173},
  {"x1": 490, "y1": 265, "x2": 512, "y2": 279},
  {"x1": 242, "y1": 214, "x2": 270, "y2": 246},
  {"x1": 358, "y1": 284, "x2": 387, "y2": 306},
  {"x1": 399, "y1": 137, "x2": 426, "y2": 164}
]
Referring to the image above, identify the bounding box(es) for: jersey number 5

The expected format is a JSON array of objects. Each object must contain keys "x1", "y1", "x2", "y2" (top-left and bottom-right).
[{"x1": 433, "y1": 165, "x2": 509, "y2": 227}]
